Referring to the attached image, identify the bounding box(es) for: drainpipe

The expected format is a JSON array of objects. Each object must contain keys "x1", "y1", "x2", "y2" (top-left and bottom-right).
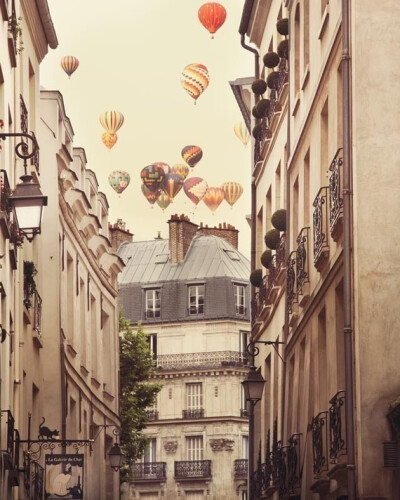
[{"x1": 341, "y1": 0, "x2": 356, "y2": 498}]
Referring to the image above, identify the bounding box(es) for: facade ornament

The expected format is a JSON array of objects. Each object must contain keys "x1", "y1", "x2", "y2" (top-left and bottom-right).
[
  {"x1": 209, "y1": 438, "x2": 235, "y2": 451},
  {"x1": 164, "y1": 440, "x2": 178, "y2": 454}
]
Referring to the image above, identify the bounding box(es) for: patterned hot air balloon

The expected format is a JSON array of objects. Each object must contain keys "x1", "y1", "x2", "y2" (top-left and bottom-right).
[
  {"x1": 60, "y1": 56, "x2": 79, "y2": 78},
  {"x1": 234, "y1": 121, "x2": 250, "y2": 147},
  {"x1": 181, "y1": 63, "x2": 210, "y2": 104},
  {"x1": 202, "y1": 187, "x2": 225, "y2": 212},
  {"x1": 156, "y1": 191, "x2": 171, "y2": 211},
  {"x1": 184, "y1": 177, "x2": 208, "y2": 205},
  {"x1": 141, "y1": 184, "x2": 160, "y2": 207},
  {"x1": 181, "y1": 145, "x2": 203, "y2": 168},
  {"x1": 141, "y1": 164, "x2": 165, "y2": 192},
  {"x1": 99, "y1": 111, "x2": 124, "y2": 134},
  {"x1": 152, "y1": 162, "x2": 170, "y2": 175},
  {"x1": 162, "y1": 173, "x2": 184, "y2": 200},
  {"x1": 222, "y1": 182, "x2": 243, "y2": 207},
  {"x1": 198, "y1": 3, "x2": 227, "y2": 38},
  {"x1": 108, "y1": 171, "x2": 130, "y2": 195},
  {"x1": 101, "y1": 132, "x2": 118, "y2": 150},
  {"x1": 171, "y1": 164, "x2": 189, "y2": 180}
]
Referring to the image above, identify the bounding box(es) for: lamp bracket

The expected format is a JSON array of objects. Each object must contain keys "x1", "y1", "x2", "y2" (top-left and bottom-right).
[
  {"x1": 0, "y1": 132, "x2": 39, "y2": 166},
  {"x1": 246, "y1": 340, "x2": 285, "y2": 364},
  {"x1": 91, "y1": 423, "x2": 120, "y2": 443}
]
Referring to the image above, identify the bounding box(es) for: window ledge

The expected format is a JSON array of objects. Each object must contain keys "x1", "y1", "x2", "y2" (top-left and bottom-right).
[
  {"x1": 292, "y1": 91, "x2": 301, "y2": 116},
  {"x1": 301, "y1": 65, "x2": 310, "y2": 91},
  {"x1": 318, "y1": 5, "x2": 330, "y2": 40}
]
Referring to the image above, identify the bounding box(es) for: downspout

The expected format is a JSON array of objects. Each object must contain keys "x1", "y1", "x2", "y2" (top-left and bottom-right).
[{"x1": 341, "y1": 0, "x2": 356, "y2": 498}]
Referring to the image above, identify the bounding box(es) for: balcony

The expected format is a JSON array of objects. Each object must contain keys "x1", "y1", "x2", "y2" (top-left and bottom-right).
[
  {"x1": 182, "y1": 408, "x2": 204, "y2": 419},
  {"x1": 174, "y1": 460, "x2": 211, "y2": 480},
  {"x1": 156, "y1": 350, "x2": 248, "y2": 370},
  {"x1": 313, "y1": 186, "x2": 330, "y2": 271},
  {"x1": 131, "y1": 462, "x2": 166, "y2": 482},
  {"x1": 0, "y1": 410, "x2": 20, "y2": 474},
  {"x1": 329, "y1": 148, "x2": 344, "y2": 241},
  {"x1": 234, "y1": 459, "x2": 248, "y2": 478}
]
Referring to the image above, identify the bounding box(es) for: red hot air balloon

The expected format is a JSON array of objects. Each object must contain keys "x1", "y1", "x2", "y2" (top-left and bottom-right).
[
  {"x1": 141, "y1": 164, "x2": 165, "y2": 192},
  {"x1": 152, "y1": 162, "x2": 170, "y2": 175},
  {"x1": 60, "y1": 56, "x2": 79, "y2": 78},
  {"x1": 141, "y1": 184, "x2": 160, "y2": 207},
  {"x1": 184, "y1": 177, "x2": 208, "y2": 206},
  {"x1": 162, "y1": 173, "x2": 184, "y2": 200},
  {"x1": 198, "y1": 3, "x2": 227, "y2": 38},
  {"x1": 202, "y1": 187, "x2": 225, "y2": 212},
  {"x1": 181, "y1": 145, "x2": 203, "y2": 168}
]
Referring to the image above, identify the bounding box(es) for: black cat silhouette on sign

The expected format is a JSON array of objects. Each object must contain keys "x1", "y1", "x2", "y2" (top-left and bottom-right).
[{"x1": 38, "y1": 417, "x2": 60, "y2": 441}]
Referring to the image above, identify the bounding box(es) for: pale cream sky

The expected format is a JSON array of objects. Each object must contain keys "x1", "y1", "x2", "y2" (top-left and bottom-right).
[{"x1": 41, "y1": 0, "x2": 254, "y2": 257}]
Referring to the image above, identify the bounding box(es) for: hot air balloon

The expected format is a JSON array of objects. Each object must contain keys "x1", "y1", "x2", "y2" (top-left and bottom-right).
[
  {"x1": 222, "y1": 182, "x2": 243, "y2": 207},
  {"x1": 181, "y1": 145, "x2": 203, "y2": 168},
  {"x1": 162, "y1": 173, "x2": 184, "y2": 200},
  {"x1": 198, "y1": 3, "x2": 227, "y2": 38},
  {"x1": 202, "y1": 187, "x2": 225, "y2": 212},
  {"x1": 152, "y1": 162, "x2": 170, "y2": 175},
  {"x1": 234, "y1": 122, "x2": 250, "y2": 147},
  {"x1": 99, "y1": 111, "x2": 124, "y2": 134},
  {"x1": 101, "y1": 132, "x2": 118, "y2": 150},
  {"x1": 171, "y1": 164, "x2": 189, "y2": 180},
  {"x1": 141, "y1": 164, "x2": 165, "y2": 192},
  {"x1": 141, "y1": 185, "x2": 160, "y2": 207},
  {"x1": 60, "y1": 56, "x2": 79, "y2": 78},
  {"x1": 184, "y1": 177, "x2": 208, "y2": 205},
  {"x1": 181, "y1": 63, "x2": 210, "y2": 104},
  {"x1": 108, "y1": 171, "x2": 130, "y2": 195},
  {"x1": 156, "y1": 192, "x2": 171, "y2": 211}
]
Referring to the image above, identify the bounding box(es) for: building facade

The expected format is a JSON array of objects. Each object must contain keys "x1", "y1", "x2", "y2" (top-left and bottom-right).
[
  {"x1": 234, "y1": 0, "x2": 400, "y2": 499},
  {"x1": 117, "y1": 215, "x2": 251, "y2": 500}
]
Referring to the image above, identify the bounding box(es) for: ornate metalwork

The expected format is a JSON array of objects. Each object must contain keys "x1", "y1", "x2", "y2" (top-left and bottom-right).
[
  {"x1": 174, "y1": 460, "x2": 212, "y2": 479},
  {"x1": 182, "y1": 408, "x2": 204, "y2": 419},
  {"x1": 0, "y1": 169, "x2": 12, "y2": 225},
  {"x1": 131, "y1": 462, "x2": 166, "y2": 480},
  {"x1": 271, "y1": 418, "x2": 278, "y2": 484},
  {"x1": 287, "y1": 433, "x2": 301, "y2": 492},
  {"x1": 276, "y1": 233, "x2": 286, "y2": 274},
  {"x1": 286, "y1": 251, "x2": 297, "y2": 314},
  {"x1": 156, "y1": 350, "x2": 247, "y2": 370},
  {"x1": 277, "y1": 442, "x2": 288, "y2": 499},
  {"x1": 21, "y1": 439, "x2": 93, "y2": 463},
  {"x1": 311, "y1": 411, "x2": 329, "y2": 478},
  {"x1": 30, "y1": 131, "x2": 40, "y2": 173},
  {"x1": 296, "y1": 227, "x2": 310, "y2": 296},
  {"x1": 20, "y1": 94, "x2": 28, "y2": 134},
  {"x1": 33, "y1": 291, "x2": 42, "y2": 333},
  {"x1": 234, "y1": 459, "x2": 248, "y2": 478},
  {"x1": 329, "y1": 390, "x2": 346, "y2": 461},
  {"x1": 31, "y1": 461, "x2": 44, "y2": 500},
  {"x1": 0, "y1": 132, "x2": 39, "y2": 166},
  {"x1": 329, "y1": 148, "x2": 343, "y2": 235},
  {"x1": 313, "y1": 186, "x2": 330, "y2": 268}
]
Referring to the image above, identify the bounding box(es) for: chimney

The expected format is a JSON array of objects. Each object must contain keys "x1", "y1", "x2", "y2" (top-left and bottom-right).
[
  {"x1": 109, "y1": 219, "x2": 133, "y2": 252},
  {"x1": 196, "y1": 222, "x2": 239, "y2": 249},
  {"x1": 168, "y1": 214, "x2": 198, "y2": 264}
]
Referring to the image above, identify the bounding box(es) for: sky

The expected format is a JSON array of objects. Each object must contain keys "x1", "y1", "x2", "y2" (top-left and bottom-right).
[{"x1": 40, "y1": 0, "x2": 254, "y2": 257}]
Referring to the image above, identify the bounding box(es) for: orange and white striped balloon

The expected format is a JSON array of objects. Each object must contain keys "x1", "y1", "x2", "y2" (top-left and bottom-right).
[
  {"x1": 181, "y1": 63, "x2": 210, "y2": 103},
  {"x1": 202, "y1": 186, "x2": 225, "y2": 212},
  {"x1": 99, "y1": 111, "x2": 124, "y2": 134},
  {"x1": 222, "y1": 182, "x2": 243, "y2": 207},
  {"x1": 60, "y1": 56, "x2": 79, "y2": 78}
]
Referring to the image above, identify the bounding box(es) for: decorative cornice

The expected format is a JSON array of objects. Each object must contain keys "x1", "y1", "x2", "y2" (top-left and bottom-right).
[{"x1": 210, "y1": 438, "x2": 235, "y2": 452}]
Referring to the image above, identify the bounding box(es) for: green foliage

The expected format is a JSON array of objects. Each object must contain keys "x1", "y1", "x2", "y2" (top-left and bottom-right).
[
  {"x1": 119, "y1": 314, "x2": 162, "y2": 481},
  {"x1": 250, "y1": 268, "x2": 263, "y2": 287},
  {"x1": 23, "y1": 261, "x2": 37, "y2": 308}
]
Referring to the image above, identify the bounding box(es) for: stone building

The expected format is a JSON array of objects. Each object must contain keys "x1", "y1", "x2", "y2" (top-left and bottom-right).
[
  {"x1": 117, "y1": 214, "x2": 251, "y2": 500},
  {"x1": 233, "y1": 0, "x2": 400, "y2": 499}
]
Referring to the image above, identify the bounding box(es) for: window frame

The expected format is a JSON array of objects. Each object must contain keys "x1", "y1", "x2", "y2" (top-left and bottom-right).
[
  {"x1": 188, "y1": 284, "x2": 205, "y2": 316},
  {"x1": 234, "y1": 283, "x2": 246, "y2": 315},
  {"x1": 145, "y1": 288, "x2": 161, "y2": 319}
]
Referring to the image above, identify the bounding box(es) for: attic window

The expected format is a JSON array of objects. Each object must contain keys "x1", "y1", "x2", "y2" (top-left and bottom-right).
[
  {"x1": 224, "y1": 250, "x2": 240, "y2": 261},
  {"x1": 155, "y1": 253, "x2": 169, "y2": 264}
]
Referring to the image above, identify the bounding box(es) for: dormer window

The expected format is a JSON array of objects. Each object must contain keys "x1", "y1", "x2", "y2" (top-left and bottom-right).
[
  {"x1": 188, "y1": 284, "x2": 205, "y2": 316},
  {"x1": 145, "y1": 289, "x2": 161, "y2": 319}
]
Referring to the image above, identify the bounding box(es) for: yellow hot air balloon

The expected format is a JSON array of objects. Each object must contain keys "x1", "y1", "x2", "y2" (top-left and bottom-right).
[
  {"x1": 171, "y1": 164, "x2": 189, "y2": 180},
  {"x1": 234, "y1": 121, "x2": 250, "y2": 147},
  {"x1": 222, "y1": 182, "x2": 243, "y2": 207},
  {"x1": 101, "y1": 132, "x2": 118, "y2": 150},
  {"x1": 202, "y1": 187, "x2": 225, "y2": 212},
  {"x1": 99, "y1": 111, "x2": 124, "y2": 134},
  {"x1": 60, "y1": 56, "x2": 79, "y2": 78},
  {"x1": 181, "y1": 63, "x2": 210, "y2": 104}
]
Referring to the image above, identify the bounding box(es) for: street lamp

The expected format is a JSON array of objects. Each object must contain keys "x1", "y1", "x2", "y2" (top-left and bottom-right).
[
  {"x1": 108, "y1": 441, "x2": 125, "y2": 472},
  {"x1": 0, "y1": 132, "x2": 47, "y2": 242}
]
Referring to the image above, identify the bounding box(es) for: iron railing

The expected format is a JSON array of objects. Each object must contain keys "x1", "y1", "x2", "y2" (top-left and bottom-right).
[
  {"x1": 275, "y1": 233, "x2": 286, "y2": 275},
  {"x1": 313, "y1": 186, "x2": 330, "y2": 269},
  {"x1": 286, "y1": 251, "x2": 297, "y2": 314},
  {"x1": 31, "y1": 461, "x2": 44, "y2": 500},
  {"x1": 234, "y1": 459, "x2": 248, "y2": 478},
  {"x1": 174, "y1": 460, "x2": 211, "y2": 479},
  {"x1": 329, "y1": 148, "x2": 343, "y2": 238},
  {"x1": 287, "y1": 433, "x2": 301, "y2": 493},
  {"x1": 182, "y1": 408, "x2": 204, "y2": 419},
  {"x1": 329, "y1": 390, "x2": 346, "y2": 461},
  {"x1": 33, "y1": 290, "x2": 42, "y2": 333},
  {"x1": 146, "y1": 410, "x2": 159, "y2": 421},
  {"x1": 311, "y1": 411, "x2": 329, "y2": 478},
  {"x1": 20, "y1": 94, "x2": 28, "y2": 134},
  {"x1": 156, "y1": 350, "x2": 248, "y2": 370},
  {"x1": 0, "y1": 410, "x2": 19, "y2": 470},
  {"x1": 0, "y1": 169, "x2": 11, "y2": 227},
  {"x1": 131, "y1": 462, "x2": 166, "y2": 481},
  {"x1": 296, "y1": 227, "x2": 310, "y2": 296},
  {"x1": 276, "y1": 442, "x2": 288, "y2": 499}
]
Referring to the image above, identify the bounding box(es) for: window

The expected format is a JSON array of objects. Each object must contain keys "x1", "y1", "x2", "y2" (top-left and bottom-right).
[
  {"x1": 184, "y1": 383, "x2": 204, "y2": 418},
  {"x1": 147, "y1": 334, "x2": 157, "y2": 361},
  {"x1": 234, "y1": 284, "x2": 246, "y2": 315},
  {"x1": 187, "y1": 436, "x2": 203, "y2": 461},
  {"x1": 143, "y1": 438, "x2": 157, "y2": 463},
  {"x1": 242, "y1": 436, "x2": 249, "y2": 459},
  {"x1": 145, "y1": 289, "x2": 160, "y2": 318},
  {"x1": 188, "y1": 285, "x2": 204, "y2": 315}
]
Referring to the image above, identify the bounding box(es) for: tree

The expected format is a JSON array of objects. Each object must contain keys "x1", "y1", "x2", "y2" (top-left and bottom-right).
[{"x1": 119, "y1": 314, "x2": 162, "y2": 480}]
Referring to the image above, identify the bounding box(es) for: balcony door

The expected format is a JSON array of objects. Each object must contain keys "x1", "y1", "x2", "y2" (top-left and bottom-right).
[{"x1": 187, "y1": 436, "x2": 203, "y2": 461}]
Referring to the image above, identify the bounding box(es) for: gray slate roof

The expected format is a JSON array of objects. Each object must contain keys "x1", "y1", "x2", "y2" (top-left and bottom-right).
[{"x1": 118, "y1": 234, "x2": 250, "y2": 285}]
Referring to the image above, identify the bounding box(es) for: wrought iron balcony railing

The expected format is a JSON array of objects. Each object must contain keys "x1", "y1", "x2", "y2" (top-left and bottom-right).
[
  {"x1": 311, "y1": 411, "x2": 329, "y2": 478},
  {"x1": 156, "y1": 350, "x2": 248, "y2": 370},
  {"x1": 0, "y1": 169, "x2": 11, "y2": 225},
  {"x1": 329, "y1": 390, "x2": 346, "y2": 461},
  {"x1": 329, "y1": 148, "x2": 343, "y2": 239},
  {"x1": 174, "y1": 460, "x2": 211, "y2": 479},
  {"x1": 296, "y1": 227, "x2": 310, "y2": 297},
  {"x1": 313, "y1": 186, "x2": 330, "y2": 270},
  {"x1": 234, "y1": 459, "x2": 248, "y2": 478},
  {"x1": 131, "y1": 462, "x2": 166, "y2": 481},
  {"x1": 145, "y1": 410, "x2": 159, "y2": 421},
  {"x1": 182, "y1": 408, "x2": 204, "y2": 419},
  {"x1": 287, "y1": 433, "x2": 301, "y2": 493},
  {"x1": 286, "y1": 251, "x2": 297, "y2": 314},
  {"x1": 33, "y1": 290, "x2": 42, "y2": 333},
  {"x1": 0, "y1": 410, "x2": 19, "y2": 470}
]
